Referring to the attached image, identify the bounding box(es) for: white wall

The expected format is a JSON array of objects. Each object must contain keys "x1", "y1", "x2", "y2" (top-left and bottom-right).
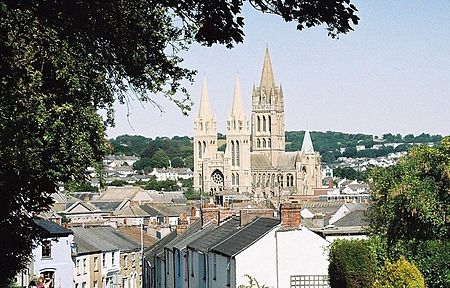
[
  {"x1": 32, "y1": 234, "x2": 74, "y2": 288},
  {"x1": 326, "y1": 234, "x2": 368, "y2": 242},
  {"x1": 235, "y1": 228, "x2": 278, "y2": 287},
  {"x1": 73, "y1": 255, "x2": 90, "y2": 287},
  {"x1": 101, "y1": 250, "x2": 120, "y2": 288},
  {"x1": 276, "y1": 228, "x2": 330, "y2": 288}
]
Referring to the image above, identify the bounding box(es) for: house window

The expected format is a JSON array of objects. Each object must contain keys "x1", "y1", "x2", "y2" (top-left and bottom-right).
[
  {"x1": 94, "y1": 256, "x2": 99, "y2": 271},
  {"x1": 83, "y1": 258, "x2": 87, "y2": 274},
  {"x1": 213, "y1": 254, "x2": 217, "y2": 280},
  {"x1": 226, "y1": 257, "x2": 231, "y2": 286},
  {"x1": 122, "y1": 277, "x2": 129, "y2": 288},
  {"x1": 102, "y1": 253, "x2": 106, "y2": 267},
  {"x1": 76, "y1": 259, "x2": 80, "y2": 275},
  {"x1": 42, "y1": 240, "x2": 51, "y2": 258}
]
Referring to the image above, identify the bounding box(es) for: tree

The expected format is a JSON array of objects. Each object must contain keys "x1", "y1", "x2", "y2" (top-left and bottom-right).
[
  {"x1": 368, "y1": 137, "x2": 450, "y2": 245},
  {"x1": 368, "y1": 137, "x2": 450, "y2": 287},
  {"x1": 373, "y1": 257, "x2": 425, "y2": 288},
  {"x1": 151, "y1": 149, "x2": 170, "y2": 168},
  {"x1": 171, "y1": 156, "x2": 184, "y2": 168},
  {"x1": 1, "y1": 0, "x2": 359, "y2": 282}
]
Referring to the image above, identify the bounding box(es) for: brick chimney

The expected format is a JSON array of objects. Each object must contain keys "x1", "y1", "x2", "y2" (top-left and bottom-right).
[
  {"x1": 190, "y1": 207, "x2": 198, "y2": 224},
  {"x1": 201, "y1": 207, "x2": 220, "y2": 226},
  {"x1": 176, "y1": 212, "x2": 189, "y2": 235},
  {"x1": 280, "y1": 202, "x2": 302, "y2": 230},
  {"x1": 240, "y1": 209, "x2": 275, "y2": 226}
]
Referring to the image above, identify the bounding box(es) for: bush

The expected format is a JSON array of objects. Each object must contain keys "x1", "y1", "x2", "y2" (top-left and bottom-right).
[
  {"x1": 374, "y1": 257, "x2": 425, "y2": 288},
  {"x1": 328, "y1": 239, "x2": 376, "y2": 288}
]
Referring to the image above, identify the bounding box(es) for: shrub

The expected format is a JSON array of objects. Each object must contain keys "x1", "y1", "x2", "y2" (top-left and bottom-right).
[
  {"x1": 328, "y1": 239, "x2": 376, "y2": 288},
  {"x1": 374, "y1": 257, "x2": 425, "y2": 288}
]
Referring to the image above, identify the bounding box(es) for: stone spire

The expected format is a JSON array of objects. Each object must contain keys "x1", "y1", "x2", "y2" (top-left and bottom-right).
[
  {"x1": 301, "y1": 130, "x2": 315, "y2": 154},
  {"x1": 260, "y1": 47, "x2": 275, "y2": 88},
  {"x1": 231, "y1": 74, "x2": 245, "y2": 116},
  {"x1": 198, "y1": 76, "x2": 213, "y2": 118}
]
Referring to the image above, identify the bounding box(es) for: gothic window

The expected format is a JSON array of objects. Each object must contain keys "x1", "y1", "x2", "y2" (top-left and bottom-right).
[
  {"x1": 203, "y1": 141, "x2": 207, "y2": 156},
  {"x1": 268, "y1": 116, "x2": 272, "y2": 132},
  {"x1": 233, "y1": 120, "x2": 236, "y2": 130},
  {"x1": 231, "y1": 140, "x2": 235, "y2": 166},
  {"x1": 257, "y1": 116, "x2": 261, "y2": 132},
  {"x1": 263, "y1": 116, "x2": 266, "y2": 131},
  {"x1": 271, "y1": 174, "x2": 275, "y2": 186},
  {"x1": 198, "y1": 142, "x2": 202, "y2": 158},
  {"x1": 236, "y1": 141, "x2": 240, "y2": 166},
  {"x1": 236, "y1": 173, "x2": 240, "y2": 185},
  {"x1": 253, "y1": 174, "x2": 257, "y2": 186},
  {"x1": 261, "y1": 174, "x2": 266, "y2": 188},
  {"x1": 232, "y1": 173, "x2": 235, "y2": 185},
  {"x1": 287, "y1": 173, "x2": 294, "y2": 187},
  {"x1": 263, "y1": 139, "x2": 266, "y2": 148},
  {"x1": 268, "y1": 138, "x2": 271, "y2": 148},
  {"x1": 257, "y1": 139, "x2": 261, "y2": 148},
  {"x1": 200, "y1": 122, "x2": 203, "y2": 131}
]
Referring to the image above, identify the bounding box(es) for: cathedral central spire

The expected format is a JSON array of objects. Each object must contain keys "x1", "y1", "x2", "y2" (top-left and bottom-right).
[
  {"x1": 198, "y1": 76, "x2": 213, "y2": 118},
  {"x1": 260, "y1": 47, "x2": 275, "y2": 88},
  {"x1": 301, "y1": 130, "x2": 315, "y2": 154}
]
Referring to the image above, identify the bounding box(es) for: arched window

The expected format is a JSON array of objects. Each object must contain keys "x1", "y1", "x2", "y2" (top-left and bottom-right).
[
  {"x1": 231, "y1": 140, "x2": 235, "y2": 166},
  {"x1": 261, "y1": 174, "x2": 266, "y2": 188},
  {"x1": 268, "y1": 138, "x2": 271, "y2": 148},
  {"x1": 287, "y1": 173, "x2": 294, "y2": 187},
  {"x1": 257, "y1": 139, "x2": 261, "y2": 148},
  {"x1": 203, "y1": 141, "x2": 207, "y2": 156},
  {"x1": 268, "y1": 116, "x2": 271, "y2": 132},
  {"x1": 236, "y1": 173, "x2": 240, "y2": 185},
  {"x1": 232, "y1": 173, "x2": 235, "y2": 185},
  {"x1": 257, "y1": 116, "x2": 261, "y2": 131},
  {"x1": 263, "y1": 116, "x2": 266, "y2": 131},
  {"x1": 263, "y1": 139, "x2": 266, "y2": 148},
  {"x1": 198, "y1": 141, "x2": 202, "y2": 158},
  {"x1": 236, "y1": 141, "x2": 240, "y2": 166}
]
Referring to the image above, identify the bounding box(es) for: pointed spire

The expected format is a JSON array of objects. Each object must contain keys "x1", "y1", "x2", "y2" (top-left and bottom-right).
[
  {"x1": 260, "y1": 47, "x2": 275, "y2": 88},
  {"x1": 301, "y1": 130, "x2": 315, "y2": 154},
  {"x1": 198, "y1": 76, "x2": 213, "y2": 117},
  {"x1": 231, "y1": 74, "x2": 245, "y2": 116}
]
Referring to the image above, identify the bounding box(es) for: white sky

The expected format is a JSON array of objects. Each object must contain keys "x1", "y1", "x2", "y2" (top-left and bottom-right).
[{"x1": 107, "y1": 1, "x2": 450, "y2": 139}]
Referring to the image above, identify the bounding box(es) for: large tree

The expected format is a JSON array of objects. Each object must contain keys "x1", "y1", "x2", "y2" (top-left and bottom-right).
[{"x1": 0, "y1": 0, "x2": 359, "y2": 281}]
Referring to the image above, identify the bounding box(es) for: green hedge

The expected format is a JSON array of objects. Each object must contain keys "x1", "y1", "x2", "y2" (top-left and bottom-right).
[{"x1": 328, "y1": 239, "x2": 376, "y2": 288}]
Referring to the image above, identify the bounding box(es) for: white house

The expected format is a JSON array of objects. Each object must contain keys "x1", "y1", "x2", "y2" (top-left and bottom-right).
[{"x1": 28, "y1": 218, "x2": 74, "y2": 288}]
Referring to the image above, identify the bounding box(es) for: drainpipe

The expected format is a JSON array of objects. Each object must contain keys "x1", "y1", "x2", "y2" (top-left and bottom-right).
[{"x1": 275, "y1": 231, "x2": 279, "y2": 288}]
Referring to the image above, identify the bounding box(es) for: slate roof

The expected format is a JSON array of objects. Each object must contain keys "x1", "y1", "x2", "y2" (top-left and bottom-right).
[
  {"x1": 172, "y1": 221, "x2": 217, "y2": 251},
  {"x1": 72, "y1": 226, "x2": 139, "y2": 255},
  {"x1": 91, "y1": 201, "x2": 122, "y2": 212},
  {"x1": 34, "y1": 218, "x2": 73, "y2": 237},
  {"x1": 187, "y1": 216, "x2": 240, "y2": 252},
  {"x1": 144, "y1": 231, "x2": 177, "y2": 261},
  {"x1": 140, "y1": 204, "x2": 191, "y2": 217},
  {"x1": 211, "y1": 217, "x2": 280, "y2": 257},
  {"x1": 165, "y1": 220, "x2": 203, "y2": 251},
  {"x1": 333, "y1": 210, "x2": 369, "y2": 227},
  {"x1": 250, "y1": 153, "x2": 273, "y2": 170},
  {"x1": 276, "y1": 152, "x2": 298, "y2": 169}
]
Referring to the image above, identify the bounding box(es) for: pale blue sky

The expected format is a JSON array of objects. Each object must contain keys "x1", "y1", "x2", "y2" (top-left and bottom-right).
[{"x1": 107, "y1": 1, "x2": 450, "y2": 139}]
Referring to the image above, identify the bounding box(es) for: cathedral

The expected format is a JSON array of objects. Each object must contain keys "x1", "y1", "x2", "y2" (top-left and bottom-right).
[{"x1": 193, "y1": 48, "x2": 322, "y2": 199}]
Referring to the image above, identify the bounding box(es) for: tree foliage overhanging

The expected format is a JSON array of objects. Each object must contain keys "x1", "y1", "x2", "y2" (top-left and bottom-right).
[{"x1": 0, "y1": 0, "x2": 359, "y2": 282}]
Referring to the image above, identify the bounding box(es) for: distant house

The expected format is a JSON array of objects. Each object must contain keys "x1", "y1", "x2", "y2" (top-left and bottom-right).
[
  {"x1": 23, "y1": 219, "x2": 74, "y2": 288},
  {"x1": 149, "y1": 167, "x2": 194, "y2": 181}
]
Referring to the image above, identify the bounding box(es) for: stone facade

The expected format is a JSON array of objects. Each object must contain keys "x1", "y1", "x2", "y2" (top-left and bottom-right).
[{"x1": 193, "y1": 48, "x2": 322, "y2": 199}]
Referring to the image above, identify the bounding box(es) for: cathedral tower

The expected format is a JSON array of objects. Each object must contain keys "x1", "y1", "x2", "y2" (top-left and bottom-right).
[
  {"x1": 193, "y1": 77, "x2": 219, "y2": 192},
  {"x1": 224, "y1": 75, "x2": 252, "y2": 193},
  {"x1": 251, "y1": 48, "x2": 285, "y2": 165}
]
